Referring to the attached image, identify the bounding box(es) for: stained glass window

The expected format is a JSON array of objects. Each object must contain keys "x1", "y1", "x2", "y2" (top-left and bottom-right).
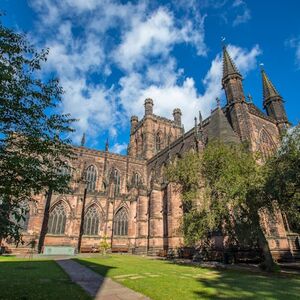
[
  {"x1": 48, "y1": 202, "x2": 66, "y2": 235},
  {"x1": 85, "y1": 165, "x2": 97, "y2": 192},
  {"x1": 114, "y1": 207, "x2": 128, "y2": 236},
  {"x1": 84, "y1": 205, "x2": 100, "y2": 235},
  {"x1": 259, "y1": 129, "x2": 276, "y2": 162}
]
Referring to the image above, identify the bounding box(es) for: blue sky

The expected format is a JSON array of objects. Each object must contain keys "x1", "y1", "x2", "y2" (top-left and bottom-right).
[{"x1": 2, "y1": 0, "x2": 300, "y2": 153}]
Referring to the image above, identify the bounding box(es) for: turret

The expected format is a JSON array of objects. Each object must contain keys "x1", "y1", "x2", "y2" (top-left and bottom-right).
[
  {"x1": 173, "y1": 108, "x2": 182, "y2": 126},
  {"x1": 261, "y1": 68, "x2": 289, "y2": 133},
  {"x1": 130, "y1": 115, "x2": 138, "y2": 134},
  {"x1": 144, "y1": 98, "x2": 153, "y2": 116},
  {"x1": 221, "y1": 45, "x2": 251, "y2": 142},
  {"x1": 222, "y1": 45, "x2": 245, "y2": 104}
]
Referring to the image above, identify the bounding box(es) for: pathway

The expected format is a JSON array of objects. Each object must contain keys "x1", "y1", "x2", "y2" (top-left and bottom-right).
[{"x1": 56, "y1": 259, "x2": 150, "y2": 300}]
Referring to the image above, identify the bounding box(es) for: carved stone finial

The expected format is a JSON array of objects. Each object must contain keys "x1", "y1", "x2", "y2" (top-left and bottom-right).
[{"x1": 80, "y1": 133, "x2": 86, "y2": 147}]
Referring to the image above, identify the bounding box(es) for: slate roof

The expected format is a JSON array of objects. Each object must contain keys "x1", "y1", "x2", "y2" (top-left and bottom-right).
[{"x1": 207, "y1": 106, "x2": 240, "y2": 144}]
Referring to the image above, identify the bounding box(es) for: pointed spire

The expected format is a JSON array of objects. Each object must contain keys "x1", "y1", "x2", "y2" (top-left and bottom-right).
[
  {"x1": 222, "y1": 45, "x2": 241, "y2": 80},
  {"x1": 105, "y1": 138, "x2": 109, "y2": 152},
  {"x1": 261, "y1": 67, "x2": 281, "y2": 103},
  {"x1": 80, "y1": 133, "x2": 86, "y2": 147}
]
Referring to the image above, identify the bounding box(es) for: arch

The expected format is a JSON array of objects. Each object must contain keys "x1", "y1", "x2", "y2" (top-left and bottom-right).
[
  {"x1": 258, "y1": 128, "x2": 276, "y2": 162},
  {"x1": 113, "y1": 207, "x2": 128, "y2": 236},
  {"x1": 48, "y1": 201, "x2": 67, "y2": 235},
  {"x1": 85, "y1": 165, "x2": 97, "y2": 192},
  {"x1": 83, "y1": 205, "x2": 100, "y2": 236},
  {"x1": 132, "y1": 171, "x2": 142, "y2": 187}
]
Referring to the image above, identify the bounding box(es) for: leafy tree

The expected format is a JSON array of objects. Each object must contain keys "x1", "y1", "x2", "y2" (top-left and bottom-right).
[
  {"x1": 167, "y1": 142, "x2": 276, "y2": 271},
  {"x1": 0, "y1": 18, "x2": 76, "y2": 246},
  {"x1": 99, "y1": 236, "x2": 110, "y2": 255},
  {"x1": 265, "y1": 126, "x2": 300, "y2": 233}
]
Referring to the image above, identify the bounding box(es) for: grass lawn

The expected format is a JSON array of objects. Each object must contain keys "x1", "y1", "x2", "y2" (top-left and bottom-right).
[
  {"x1": 77, "y1": 254, "x2": 300, "y2": 300},
  {"x1": 0, "y1": 256, "x2": 91, "y2": 300}
]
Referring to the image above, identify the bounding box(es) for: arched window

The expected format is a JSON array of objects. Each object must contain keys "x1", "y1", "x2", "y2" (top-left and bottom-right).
[
  {"x1": 259, "y1": 129, "x2": 276, "y2": 162},
  {"x1": 59, "y1": 162, "x2": 71, "y2": 177},
  {"x1": 156, "y1": 132, "x2": 162, "y2": 152},
  {"x1": 132, "y1": 172, "x2": 140, "y2": 187},
  {"x1": 113, "y1": 207, "x2": 128, "y2": 236},
  {"x1": 85, "y1": 165, "x2": 97, "y2": 192},
  {"x1": 48, "y1": 202, "x2": 66, "y2": 235},
  {"x1": 114, "y1": 169, "x2": 121, "y2": 195},
  {"x1": 84, "y1": 205, "x2": 100, "y2": 236}
]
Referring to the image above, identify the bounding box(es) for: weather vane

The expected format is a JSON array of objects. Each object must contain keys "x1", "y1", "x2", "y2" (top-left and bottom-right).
[
  {"x1": 259, "y1": 62, "x2": 264, "y2": 71},
  {"x1": 221, "y1": 36, "x2": 226, "y2": 46}
]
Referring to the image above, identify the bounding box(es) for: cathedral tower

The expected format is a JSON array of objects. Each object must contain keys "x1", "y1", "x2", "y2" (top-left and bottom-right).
[
  {"x1": 222, "y1": 45, "x2": 252, "y2": 142},
  {"x1": 261, "y1": 68, "x2": 289, "y2": 133}
]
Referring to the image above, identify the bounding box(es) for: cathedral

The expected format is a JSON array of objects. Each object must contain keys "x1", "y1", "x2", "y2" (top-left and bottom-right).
[{"x1": 12, "y1": 46, "x2": 299, "y2": 261}]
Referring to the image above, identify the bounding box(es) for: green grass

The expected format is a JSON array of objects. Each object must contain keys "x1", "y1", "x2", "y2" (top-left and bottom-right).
[
  {"x1": 76, "y1": 254, "x2": 300, "y2": 300},
  {"x1": 0, "y1": 256, "x2": 91, "y2": 300}
]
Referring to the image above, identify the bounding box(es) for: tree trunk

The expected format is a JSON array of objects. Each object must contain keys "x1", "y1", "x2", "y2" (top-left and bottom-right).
[{"x1": 38, "y1": 188, "x2": 52, "y2": 253}]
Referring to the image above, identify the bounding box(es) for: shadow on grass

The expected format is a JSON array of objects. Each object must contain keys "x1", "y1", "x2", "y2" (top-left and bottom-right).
[{"x1": 0, "y1": 259, "x2": 91, "y2": 299}]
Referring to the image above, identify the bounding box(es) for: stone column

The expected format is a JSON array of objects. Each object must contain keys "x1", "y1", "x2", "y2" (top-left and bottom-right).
[
  {"x1": 167, "y1": 183, "x2": 184, "y2": 250},
  {"x1": 148, "y1": 183, "x2": 164, "y2": 255},
  {"x1": 135, "y1": 190, "x2": 148, "y2": 254}
]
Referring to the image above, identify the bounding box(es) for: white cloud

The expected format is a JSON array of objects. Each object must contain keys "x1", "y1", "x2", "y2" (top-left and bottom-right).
[
  {"x1": 111, "y1": 143, "x2": 128, "y2": 154},
  {"x1": 118, "y1": 44, "x2": 262, "y2": 130},
  {"x1": 114, "y1": 7, "x2": 206, "y2": 71},
  {"x1": 286, "y1": 37, "x2": 300, "y2": 68},
  {"x1": 28, "y1": 0, "x2": 260, "y2": 149},
  {"x1": 232, "y1": 0, "x2": 251, "y2": 26}
]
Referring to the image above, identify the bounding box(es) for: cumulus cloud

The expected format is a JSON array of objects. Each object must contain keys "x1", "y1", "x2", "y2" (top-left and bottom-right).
[
  {"x1": 27, "y1": 0, "x2": 259, "y2": 153},
  {"x1": 118, "y1": 44, "x2": 262, "y2": 130}
]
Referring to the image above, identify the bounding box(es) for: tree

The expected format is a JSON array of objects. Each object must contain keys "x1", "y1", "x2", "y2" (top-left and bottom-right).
[
  {"x1": 0, "y1": 17, "x2": 76, "y2": 246},
  {"x1": 265, "y1": 126, "x2": 300, "y2": 233},
  {"x1": 167, "y1": 142, "x2": 276, "y2": 271}
]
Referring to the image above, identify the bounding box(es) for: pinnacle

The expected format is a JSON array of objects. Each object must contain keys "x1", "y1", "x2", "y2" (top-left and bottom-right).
[
  {"x1": 222, "y1": 45, "x2": 241, "y2": 80},
  {"x1": 261, "y1": 69, "x2": 281, "y2": 101}
]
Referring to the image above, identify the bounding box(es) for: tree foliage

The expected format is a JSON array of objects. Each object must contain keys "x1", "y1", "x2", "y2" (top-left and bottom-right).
[
  {"x1": 265, "y1": 126, "x2": 300, "y2": 232},
  {"x1": 167, "y1": 141, "x2": 286, "y2": 270},
  {"x1": 0, "y1": 18, "x2": 76, "y2": 244}
]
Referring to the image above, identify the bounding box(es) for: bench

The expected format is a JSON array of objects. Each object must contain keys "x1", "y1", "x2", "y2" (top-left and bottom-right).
[
  {"x1": 111, "y1": 247, "x2": 128, "y2": 253},
  {"x1": 80, "y1": 246, "x2": 100, "y2": 253}
]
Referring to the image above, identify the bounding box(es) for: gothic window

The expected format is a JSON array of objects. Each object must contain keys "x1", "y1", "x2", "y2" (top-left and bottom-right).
[
  {"x1": 132, "y1": 172, "x2": 140, "y2": 187},
  {"x1": 48, "y1": 202, "x2": 66, "y2": 235},
  {"x1": 85, "y1": 165, "x2": 97, "y2": 192},
  {"x1": 259, "y1": 129, "x2": 276, "y2": 162},
  {"x1": 156, "y1": 132, "x2": 162, "y2": 152},
  {"x1": 114, "y1": 207, "x2": 128, "y2": 236},
  {"x1": 60, "y1": 162, "x2": 71, "y2": 177},
  {"x1": 84, "y1": 205, "x2": 100, "y2": 236},
  {"x1": 114, "y1": 169, "x2": 121, "y2": 195}
]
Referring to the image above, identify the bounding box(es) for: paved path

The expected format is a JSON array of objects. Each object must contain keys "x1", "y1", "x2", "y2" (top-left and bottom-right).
[{"x1": 56, "y1": 259, "x2": 150, "y2": 300}]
